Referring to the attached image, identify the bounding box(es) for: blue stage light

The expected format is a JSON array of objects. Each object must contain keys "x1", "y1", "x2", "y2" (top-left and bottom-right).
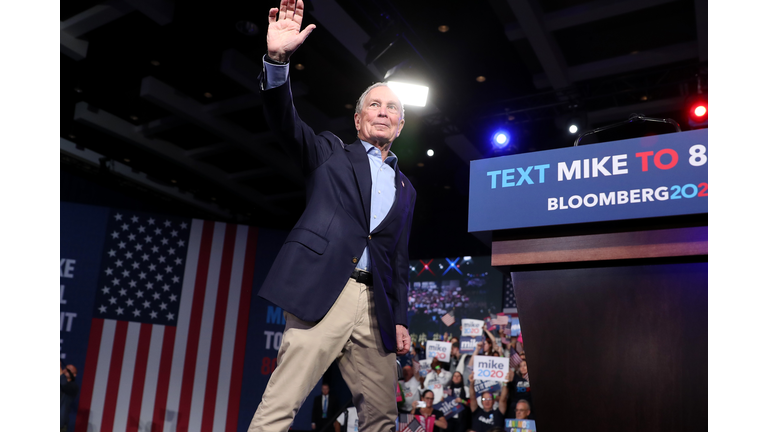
[{"x1": 492, "y1": 130, "x2": 511, "y2": 148}]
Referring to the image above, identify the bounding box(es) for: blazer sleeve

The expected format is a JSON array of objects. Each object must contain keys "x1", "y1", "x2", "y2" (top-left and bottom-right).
[
  {"x1": 392, "y1": 185, "x2": 417, "y2": 327},
  {"x1": 259, "y1": 64, "x2": 341, "y2": 175}
]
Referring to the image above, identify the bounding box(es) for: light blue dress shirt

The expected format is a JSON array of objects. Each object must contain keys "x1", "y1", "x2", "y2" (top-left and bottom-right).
[
  {"x1": 261, "y1": 57, "x2": 398, "y2": 272},
  {"x1": 356, "y1": 141, "x2": 398, "y2": 271}
]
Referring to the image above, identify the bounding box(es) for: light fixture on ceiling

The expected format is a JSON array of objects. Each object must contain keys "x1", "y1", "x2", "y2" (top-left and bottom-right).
[
  {"x1": 295, "y1": 63, "x2": 305, "y2": 70},
  {"x1": 492, "y1": 130, "x2": 511, "y2": 149},
  {"x1": 204, "y1": 92, "x2": 213, "y2": 98},
  {"x1": 476, "y1": 76, "x2": 486, "y2": 83},
  {"x1": 569, "y1": 124, "x2": 579, "y2": 134},
  {"x1": 438, "y1": 25, "x2": 449, "y2": 33},
  {"x1": 150, "y1": 60, "x2": 160, "y2": 66},
  {"x1": 387, "y1": 81, "x2": 429, "y2": 107},
  {"x1": 427, "y1": 149, "x2": 434, "y2": 157}
]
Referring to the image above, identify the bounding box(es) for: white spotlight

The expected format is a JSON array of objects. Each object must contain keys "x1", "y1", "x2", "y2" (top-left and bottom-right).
[
  {"x1": 427, "y1": 149, "x2": 434, "y2": 157},
  {"x1": 569, "y1": 124, "x2": 579, "y2": 134},
  {"x1": 387, "y1": 81, "x2": 429, "y2": 107}
]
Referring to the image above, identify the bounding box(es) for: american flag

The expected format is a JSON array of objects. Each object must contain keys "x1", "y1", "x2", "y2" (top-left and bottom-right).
[
  {"x1": 502, "y1": 273, "x2": 517, "y2": 311},
  {"x1": 75, "y1": 212, "x2": 258, "y2": 432},
  {"x1": 406, "y1": 418, "x2": 427, "y2": 432},
  {"x1": 440, "y1": 310, "x2": 455, "y2": 326}
]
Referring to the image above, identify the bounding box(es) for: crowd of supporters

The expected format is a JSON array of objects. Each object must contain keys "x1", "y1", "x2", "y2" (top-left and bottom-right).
[{"x1": 394, "y1": 325, "x2": 532, "y2": 432}]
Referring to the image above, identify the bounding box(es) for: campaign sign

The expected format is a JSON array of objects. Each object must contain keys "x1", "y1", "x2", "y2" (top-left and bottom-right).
[
  {"x1": 474, "y1": 356, "x2": 509, "y2": 382},
  {"x1": 460, "y1": 335, "x2": 484, "y2": 354},
  {"x1": 506, "y1": 418, "x2": 536, "y2": 431},
  {"x1": 507, "y1": 318, "x2": 521, "y2": 337},
  {"x1": 469, "y1": 128, "x2": 708, "y2": 231},
  {"x1": 426, "y1": 340, "x2": 452, "y2": 362},
  {"x1": 419, "y1": 359, "x2": 431, "y2": 377},
  {"x1": 433, "y1": 396, "x2": 465, "y2": 419},
  {"x1": 462, "y1": 319, "x2": 484, "y2": 336},
  {"x1": 474, "y1": 379, "x2": 501, "y2": 395}
]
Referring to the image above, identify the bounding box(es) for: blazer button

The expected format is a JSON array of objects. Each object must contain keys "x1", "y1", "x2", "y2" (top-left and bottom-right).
[
  {"x1": 352, "y1": 257, "x2": 358, "y2": 264},
  {"x1": 368, "y1": 235, "x2": 372, "y2": 240}
]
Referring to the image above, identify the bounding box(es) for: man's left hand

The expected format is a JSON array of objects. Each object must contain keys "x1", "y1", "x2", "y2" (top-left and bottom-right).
[{"x1": 396, "y1": 325, "x2": 411, "y2": 355}]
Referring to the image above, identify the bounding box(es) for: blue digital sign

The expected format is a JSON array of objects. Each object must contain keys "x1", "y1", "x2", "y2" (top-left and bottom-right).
[{"x1": 468, "y1": 129, "x2": 708, "y2": 232}]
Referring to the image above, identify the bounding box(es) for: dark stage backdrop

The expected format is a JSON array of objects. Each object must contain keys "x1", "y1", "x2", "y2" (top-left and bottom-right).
[
  {"x1": 60, "y1": 202, "x2": 321, "y2": 432},
  {"x1": 407, "y1": 256, "x2": 504, "y2": 343}
]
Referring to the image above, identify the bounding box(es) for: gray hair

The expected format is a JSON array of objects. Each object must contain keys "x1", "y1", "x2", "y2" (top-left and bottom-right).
[
  {"x1": 515, "y1": 399, "x2": 531, "y2": 410},
  {"x1": 355, "y1": 82, "x2": 405, "y2": 119}
]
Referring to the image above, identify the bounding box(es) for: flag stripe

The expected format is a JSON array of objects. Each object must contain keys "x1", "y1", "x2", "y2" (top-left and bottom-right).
[
  {"x1": 138, "y1": 324, "x2": 164, "y2": 430},
  {"x1": 101, "y1": 320, "x2": 129, "y2": 432},
  {"x1": 164, "y1": 219, "x2": 207, "y2": 432},
  {"x1": 212, "y1": 224, "x2": 249, "y2": 431},
  {"x1": 153, "y1": 326, "x2": 176, "y2": 432},
  {"x1": 186, "y1": 222, "x2": 227, "y2": 431},
  {"x1": 126, "y1": 323, "x2": 153, "y2": 432},
  {"x1": 177, "y1": 220, "x2": 217, "y2": 432},
  {"x1": 75, "y1": 317, "x2": 104, "y2": 432},
  {"x1": 226, "y1": 226, "x2": 258, "y2": 432},
  {"x1": 113, "y1": 321, "x2": 141, "y2": 432},
  {"x1": 202, "y1": 223, "x2": 238, "y2": 431},
  {"x1": 88, "y1": 319, "x2": 117, "y2": 432}
]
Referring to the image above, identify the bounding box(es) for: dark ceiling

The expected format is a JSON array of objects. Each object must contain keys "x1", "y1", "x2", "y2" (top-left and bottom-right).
[{"x1": 60, "y1": 0, "x2": 708, "y2": 260}]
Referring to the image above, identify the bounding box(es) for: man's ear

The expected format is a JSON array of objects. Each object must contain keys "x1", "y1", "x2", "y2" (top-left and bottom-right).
[
  {"x1": 354, "y1": 112, "x2": 361, "y2": 131},
  {"x1": 396, "y1": 118, "x2": 405, "y2": 137}
]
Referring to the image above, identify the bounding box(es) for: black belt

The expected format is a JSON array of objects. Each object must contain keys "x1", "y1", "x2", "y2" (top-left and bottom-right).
[{"x1": 351, "y1": 268, "x2": 373, "y2": 285}]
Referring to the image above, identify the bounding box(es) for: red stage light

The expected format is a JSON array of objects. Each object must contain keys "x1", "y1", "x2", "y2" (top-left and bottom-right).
[{"x1": 686, "y1": 97, "x2": 708, "y2": 129}]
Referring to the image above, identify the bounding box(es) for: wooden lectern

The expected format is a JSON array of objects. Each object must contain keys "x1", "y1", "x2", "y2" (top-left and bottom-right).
[{"x1": 469, "y1": 130, "x2": 708, "y2": 431}]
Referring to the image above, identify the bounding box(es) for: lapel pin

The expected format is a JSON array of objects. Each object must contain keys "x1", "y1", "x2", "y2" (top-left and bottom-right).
[{"x1": 401, "y1": 180, "x2": 405, "y2": 188}]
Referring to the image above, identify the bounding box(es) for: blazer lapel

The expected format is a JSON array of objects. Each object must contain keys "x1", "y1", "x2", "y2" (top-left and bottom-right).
[{"x1": 345, "y1": 141, "x2": 372, "y2": 227}]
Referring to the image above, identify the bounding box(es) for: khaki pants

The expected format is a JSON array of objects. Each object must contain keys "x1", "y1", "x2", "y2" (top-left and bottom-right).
[{"x1": 248, "y1": 278, "x2": 397, "y2": 432}]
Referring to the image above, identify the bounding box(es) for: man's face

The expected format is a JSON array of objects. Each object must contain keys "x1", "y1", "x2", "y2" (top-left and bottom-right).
[
  {"x1": 402, "y1": 366, "x2": 413, "y2": 381},
  {"x1": 515, "y1": 401, "x2": 530, "y2": 419},
  {"x1": 481, "y1": 392, "x2": 494, "y2": 411},
  {"x1": 451, "y1": 346, "x2": 460, "y2": 357},
  {"x1": 321, "y1": 384, "x2": 330, "y2": 395},
  {"x1": 354, "y1": 86, "x2": 404, "y2": 146}
]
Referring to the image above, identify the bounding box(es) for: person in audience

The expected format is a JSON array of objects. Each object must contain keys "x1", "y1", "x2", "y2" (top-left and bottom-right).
[
  {"x1": 422, "y1": 356, "x2": 452, "y2": 399},
  {"x1": 444, "y1": 372, "x2": 470, "y2": 432},
  {"x1": 482, "y1": 327, "x2": 504, "y2": 356},
  {"x1": 410, "y1": 389, "x2": 448, "y2": 431},
  {"x1": 513, "y1": 400, "x2": 531, "y2": 420},
  {"x1": 60, "y1": 362, "x2": 79, "y2": 432},
  {"x1": 448, "y1": 342, "x2": 470, "y2": 380},
  {"x1": 467, "y1": 372, "x2": 507, "y2": 432},
  {"x1": 400, "y1": 365, "x2": 422, "y2": 412},
  {"x1": 312, "y1": 383, "x2": 339, "y2": 431},
  {"x1": 505, "y1": 360, "x2": 532, "y2": 418}
]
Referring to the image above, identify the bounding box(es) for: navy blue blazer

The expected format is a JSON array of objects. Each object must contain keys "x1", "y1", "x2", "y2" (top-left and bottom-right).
[{"x1": 257, "y1": 75, "x2": 416, "y2": 353}]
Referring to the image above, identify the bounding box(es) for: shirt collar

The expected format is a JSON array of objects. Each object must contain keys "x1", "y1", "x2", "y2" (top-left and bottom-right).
[{"x1": 361, "y1": 140, "x2": 398, "y2": 170}]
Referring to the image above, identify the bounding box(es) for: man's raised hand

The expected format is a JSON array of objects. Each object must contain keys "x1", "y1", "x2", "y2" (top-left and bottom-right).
[{"x1": 267, "y1": 0, "x2": 316, "y2": 63}]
